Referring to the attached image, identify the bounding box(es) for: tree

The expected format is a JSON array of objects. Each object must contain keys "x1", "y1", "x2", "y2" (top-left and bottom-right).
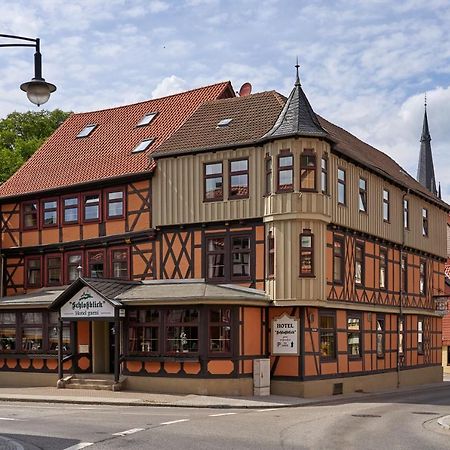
[{"x1": 0, "y1": 109, "x2": 71, "y2": 183}]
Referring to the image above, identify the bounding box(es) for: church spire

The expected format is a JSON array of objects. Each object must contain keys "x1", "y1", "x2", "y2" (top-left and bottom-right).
[{"x1": 417, "y1": 94, "x2": 437, "y2": 195}]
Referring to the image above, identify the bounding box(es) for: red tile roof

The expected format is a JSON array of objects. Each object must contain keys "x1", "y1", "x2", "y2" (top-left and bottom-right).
[{"x1": 0, "y1": 81, "x2": 234, "y2": 199}]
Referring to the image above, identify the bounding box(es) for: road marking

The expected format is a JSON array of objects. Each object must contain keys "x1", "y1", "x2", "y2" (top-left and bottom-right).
[
  {"x1": 256, "y1": 408, "x2": 278, "y2": 412},
  {"x1": 160, "y1": 419, "x2": 190, "y2": 425},
  {"x1": 208, "y1": 412, "x2": 237, "y2": 417},
  {"x1": 112, "y1": 428, "x2": 145, "y2": 436},
  {"x1": 0, "y1": 417, "x2": 21, "y2": 421},
  {"x1": 63, "y1": 443, "x2": 93, "y2": 450}
]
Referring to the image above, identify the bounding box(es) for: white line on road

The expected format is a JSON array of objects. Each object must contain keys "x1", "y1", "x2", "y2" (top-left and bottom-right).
[
  {"x1": 208, "y1": 412, "x2": 237, "y2": 417},
  {"x1": 256, "y1": 408, "x2": 278, "y2": 412},
  {"x1": 63, "y1": 443, "x2": 93, "y2": 450},
  {"x1": 112, "y1": 428, "x2": 145, "y2": 436},
  {"x1": 160, "y1": 419, "x2": 190, "y2": 425},
  {"x1": 0, "y1": 417, "x2": 22, "y2": 421}
]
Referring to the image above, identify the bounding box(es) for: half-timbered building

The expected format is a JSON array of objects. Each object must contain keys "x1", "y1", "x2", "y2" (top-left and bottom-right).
[{"x1": 0, "y1": 71, "x2": 447, "y2": 397}]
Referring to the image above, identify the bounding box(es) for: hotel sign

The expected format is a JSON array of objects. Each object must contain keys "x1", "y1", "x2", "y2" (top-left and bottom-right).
[
  {"x1": 61, "y1": 287, "x2": 115, "y2": 319},
  {"x1": 272, "y1": 314, "x2": 299, "y2": 355}
]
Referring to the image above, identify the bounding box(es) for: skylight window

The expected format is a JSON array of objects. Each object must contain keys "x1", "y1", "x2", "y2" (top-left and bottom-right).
[
  {"x1": 217, "y1": 118, "x2": 232, "y2": 128},
  {"x1": 136, "y1": 112, "x2": 158, "y2": 127},
  {"x1": 76, "y1": 124, "x2": 97, "y2": 138},
  {"x1": 132, "y1": 138, "x2": 154, "y2": 153}
]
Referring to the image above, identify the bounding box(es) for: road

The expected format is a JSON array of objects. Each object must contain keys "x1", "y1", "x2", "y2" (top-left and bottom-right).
[{"x1": 0, "y1": 386, "x2": 449, "y2": 449}]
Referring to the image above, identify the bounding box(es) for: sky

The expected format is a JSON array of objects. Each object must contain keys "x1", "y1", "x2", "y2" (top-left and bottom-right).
[{"x1": 0, "y1": 0, "x2": 449, "y2": 201}]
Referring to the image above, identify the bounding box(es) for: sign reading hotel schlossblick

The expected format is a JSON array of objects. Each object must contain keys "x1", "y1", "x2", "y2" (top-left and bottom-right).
[
  {"x1": 60, "y1": 287, "x2": 115, "y2": 319},
  {"x1": 271, "y1": 314, "x2": 299, "y2": 355}
]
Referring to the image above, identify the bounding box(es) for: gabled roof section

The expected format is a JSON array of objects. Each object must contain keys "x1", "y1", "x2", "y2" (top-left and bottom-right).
[
  {"x1": 0, "y1": 81, "x2": 234, "y2": 199},
  {"x1": 261, "y1": 72, "x2": 328, "y2": 141},
  {"x1": 152, "y1": 91, "x2": 285, "y2": 158}
]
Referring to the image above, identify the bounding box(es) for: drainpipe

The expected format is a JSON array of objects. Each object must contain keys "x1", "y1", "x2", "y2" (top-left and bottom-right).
[{"x1": 398, "y1": 189, "x2": 409, "y2": 388}]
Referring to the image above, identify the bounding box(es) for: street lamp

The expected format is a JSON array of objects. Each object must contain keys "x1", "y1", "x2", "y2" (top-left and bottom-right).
[{"x1": 0, "y1": 33, "x2": 56, "y2": 106}]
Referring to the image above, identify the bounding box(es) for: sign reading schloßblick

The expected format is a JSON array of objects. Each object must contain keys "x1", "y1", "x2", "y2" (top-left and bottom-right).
[
  {"x1": 61, "y1": 287, "x2": 115, "y2": 319},
  {"x1": 272, "y1": 313, "x2": 299, "y2": 355}
]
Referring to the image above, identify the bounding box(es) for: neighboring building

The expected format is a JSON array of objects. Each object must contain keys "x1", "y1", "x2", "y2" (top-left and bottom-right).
[
  {"x1": 442, "y1": 217, "x2": 450, "y2": 372},
  {"x1": 0, "y1": 71, "x2": 448, "y2": 397}
]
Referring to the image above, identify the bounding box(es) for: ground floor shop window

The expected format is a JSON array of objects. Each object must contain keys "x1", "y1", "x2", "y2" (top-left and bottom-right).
[
  {"x1": 376, "y1": 315, "x2": 385, "y2": 358},
  {"x1": 347, "y1": 314, "x2": 361, "y2": 357},
  {"x1": 0, "y1": 312, "x2": 16, "y2": 351},
  {"x1": 166, "y1": 309, "x2": 199, "y2": 353},
  {"x1": 319, "y1": 311, "x2": 336, "y2": 360},
  {"x1": 209, "y1": 308, "x2": 232, "y2": 353},
  {"x1": 128, "y1": 309, "x2": 160, "y2": 353}
]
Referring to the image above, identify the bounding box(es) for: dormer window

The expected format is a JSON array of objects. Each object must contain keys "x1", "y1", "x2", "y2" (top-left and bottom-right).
[
  {"x1": 132, "y1": 138, "x2": 154, "y2": 153},
  {"x1": 136, "y1": 112, "x2": 158, "y2": 127},
  {"x1": 217, "y1": 118, "x2": 232, "y2": 128},
  {"x1": 76, "y1": 124, "x2": 97, "y2": 138}
]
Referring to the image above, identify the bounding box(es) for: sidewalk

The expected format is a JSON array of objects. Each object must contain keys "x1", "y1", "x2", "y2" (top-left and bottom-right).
[{"x1": 0, "y1": 379, "x2": 449, "y2": 409}]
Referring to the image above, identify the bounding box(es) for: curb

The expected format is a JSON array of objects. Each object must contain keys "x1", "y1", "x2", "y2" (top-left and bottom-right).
[{"x1": 437, "y1": 415, "x2": 450, "y2": 430}]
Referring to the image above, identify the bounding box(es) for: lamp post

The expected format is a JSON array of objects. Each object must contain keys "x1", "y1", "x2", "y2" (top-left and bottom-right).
[{"x1": 0, "y1": 33, "x2": 56, "y2": 106}]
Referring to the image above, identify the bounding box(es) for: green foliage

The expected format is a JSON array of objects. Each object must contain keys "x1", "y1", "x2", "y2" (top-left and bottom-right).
[{"x1": 0, "y1": 109, "x2": 71, "y2": 182}]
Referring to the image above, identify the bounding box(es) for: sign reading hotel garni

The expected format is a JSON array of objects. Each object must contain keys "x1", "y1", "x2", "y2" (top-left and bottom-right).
[
  {"x1": 60, "y1": 287, "x2": 115, "y2": 319},
  {"x1": 272, "y1": 314, "x2": 299, "y2": 355}
]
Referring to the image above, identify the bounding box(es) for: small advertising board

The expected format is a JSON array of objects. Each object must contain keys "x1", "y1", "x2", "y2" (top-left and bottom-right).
[{"x1": 271, "y1": 313, "x2": 299, "y2": 355}]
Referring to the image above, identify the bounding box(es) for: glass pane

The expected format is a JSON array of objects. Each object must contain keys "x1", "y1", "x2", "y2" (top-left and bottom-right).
[
  {"x1": 338, "y1": 183, "x2": 345, "y2": 203},
  {"x1": 64, "y1": 207, "x2": 78, "y2": 222},
  {"x1": 113, "y1": 261, "x2": 128, "y2": 279},
  {"x1": 348, "y1": 332, "x2": 360, "y2": 356},
  {"x1": 347, "y1": 317, "x2": 360, "y2": 330},
  {"x1": 48, "y1": 326, "x2": 70, "y2": 351},
  {"x1": 383, "y1": 190, "x2": 389, "y2": 200},
  {"x1": 338, "y1": 169, "x2": 345, "y2": 181},
  {"x1": 138, "y1": 310, "x2": 159, "y2": 323},
  {"x1": 205, "y1": 177, "x2": 223, "y2": 199},
  {"x1": 22, "y1": 328, "x2": 43, "y2": 351},
  {"x1": 65, "y1": 197, "x2": 78, "y2": 207},
  {"x1": 320, "y1": 315, "x2": 335, "y2": 329},
  {"x1": 230, "y1": 174, "x2": 248, "y2": 196},
  {"x1": 108, "y1": 191, "x2": 123, "y2": 200},
  {"x1": 166, "y1": 326, "x2": 198, "y2": 353},
  {"x1": 69, "y1": 254, "x2": 82, "y2": 264},
  {"x1": 210, "y1": 325, "x2": 231, "y2": 352},
  {"x1": 44, "y1": 211, "x2": 57, "y2": 225},
  {"x1": 279, "y1": 169, "x2": 293, "y2": 188},
  {"x1": 300, "y1": 250, "x2": 313, "y2": 274},
  {"x1": 300, "y1": 154, "x2": 315, "y2": 167},
  {"x1": 232, "y1": 252, "x2": 250, "y2": 276},
  {"x1": 205, "y1": 163, "x2": 222, "y2": 175},
  {"x1": 0, "y1": 328, "x2": 16, "y2": 350},
  {"x1": 0, "y1": 313, "x2": 16, "y2": 324},
  {"x1": 44, "y1": 201, "x2": 57, "y2": 209},
  {"x1": 300, "y1": 168, "x2": 315, "y2": 189},
  {"x1": 210, "y1": 308, "x2": 231, "y2": 323},
  {"x1": 108, "y1": 202, "x2": 123, "y2": 217},
  {"x1": 85, "y1": 205, "x2": 99, "y2": 220},
  {"x1": 208, "y1": 254, "x2": 225, "y2": 278},
  {"x1": 279, "y1": 155, "x2": 293, "y2": 167},
  {"x1": 208, "y1": 238, "x2": 224, "y2": 252},
  {"x1": 320, "y1": 332, "x2": 335, "y2": 358},
  {"x1": 166, "y1": 309, "x2": 199, "y2": 324},
  {"x1": 359, "y1": 178, "x2": 366, "y2": 190},
  {"x1": 22, "y1": 312, "x2": 42, "y2": 324},
  {"x1": 230, "y1": 159, "x2": 248, "y2": 172}
]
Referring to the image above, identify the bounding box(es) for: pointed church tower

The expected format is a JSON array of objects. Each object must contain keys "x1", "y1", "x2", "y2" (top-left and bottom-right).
[{"x1": 417, "y1": 96, "x2": 437, "y2": 195}]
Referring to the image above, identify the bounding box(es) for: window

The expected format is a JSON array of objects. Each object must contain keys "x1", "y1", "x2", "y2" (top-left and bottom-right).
[
  {"x1": 419, "y1": 260, "x2": 426, "y2": 295},
  {"x1": 265, "y1": 154, "x2": 272, "y2": 195},
  {"x1": 63, "y1": 196, "x2": 79, "y2": 224},
  {"x1": 206, "y1": 234, "x2": 252, "y2": 282},
  {"x1": 110, "y1": 248, "x2": 129, "y2": 280},
  {"x1": 321, "y1": 156, "x2": 328, "y2": 194},
  {"x1": 83, "y1": 193, "x2": 100, "y2": 222},
  {"x1": 66, "y1": 253, "x2": 82, "y2": 283},
  {"x1": 231, "y1": 236, "x2": 251, "y2": 279},
  {"x1": 300, "y1": 151, "x2": 316, "y2": 191},
  {"x1": 209, "y1": 308, "x2": 232, "y2": 353},
  {"x1": 207, "y1": 237, "x2": 225, "y2": 280},
  {"x1": 319, "y1": 311, "x2": 336, "y2": 359},
  {"x1": 418, "y1": 319, "x2": 424, "y2": 354},
  {"x1": 0, "y1": 312, "x2": 16, "y2": 351},
  {"x1": 401, "y1": 254, "x2": 408, "y2": 294},
  {"x1": 76, "y1": 124, "x2": 97, "y2": 138},
  {"x1": 337, "y1": 168, "x2": 346, "y2": 205},
  {"x1": 277, "y1": 151, "x2": 294, "y2": 192},
  {"x1": 204, "y1": 162, "x2": 223, "y2": 201},
  {"x1": 26, "y1": 257, "x2": 42, "y2": 288},
  {"x1": 48, "y1": 312, "x2": 70, "y2": 352},
  {"x1": 132, "y1": 138, "x2": 154, "y2": 153},
  {"x1": 128, "y1": 309, "x2": 159, "y2": 353},
  {"x1": 229, "y1": 159, "x2": 249, "y2": 199},
  {"x1": 379, "y1": 249, "x2": 387, "y2": 290},
  {"x1": 422, "y1": 208, "x2": 428, "y2": 237},
  {"x1": 347, "y1": 314, "x2": 361, "y2": 357},
  {"x1": 136, "y1": 112, "x2": 157, "y2": 127},
  {"x1": 46, "y1": 255, "x2": 62, "y2": 286},
  {"x1": 376, "y1": 315, "x2": 385, "y2": 358},
  {"x1": 87, "y1": 250, "x2": 105, "y2": 278},
  {"x1": 383, "y1": 189, "x2": 390, "y2": 222},
  {"x1": 355, "y1": 242, "x2": 364, "y2": 285},
  {"x1": 398, "y1": 317, "x2": 405, "y2": 356},
  {"x1": 299, "y1": 230, "x2": 314, "y2": 277},
  {"x1": 23, "y1": 201, "x2": 38, "y2": 229},
  {"x1": 42, "y1": 199, "x2": 58, "y2": 227},
  {"x1": 267, "y1": 231, "x2": 275, "y2": 278},
  {"x1": 21, "y1": 312, "x2": 43, "y2": 351},
  {"x1": 166, "y1": 309, "x2": 199, "y2": 353},
  {"x1": 217, "y1": 118, "x2": 232, "y2": 128},
  {"x1": 359, "y1": 178, "x2": 367, "y2": 212},
  {"x1": 106, "y1": 189, "x2": 125, "y2": 219},
  {"x1": 403, "y1": 199, "x2": 409, "y2": 229},
  {"x1": 333, "y1": 236, "x2": 344, "y2": 283}
]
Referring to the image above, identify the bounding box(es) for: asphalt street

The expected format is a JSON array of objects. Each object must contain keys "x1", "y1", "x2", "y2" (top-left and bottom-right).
[{"x1": 0, "y1": 386, "x2": 449, "y2": 450}]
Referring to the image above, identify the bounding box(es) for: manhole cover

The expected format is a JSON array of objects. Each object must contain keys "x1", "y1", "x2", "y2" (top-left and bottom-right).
[
  {"x1": 411, "y1": 411, "x2": 439, "y2": 415},
  {"x1": 351, "y1": 414, "x2": 381, "y2": 418}
]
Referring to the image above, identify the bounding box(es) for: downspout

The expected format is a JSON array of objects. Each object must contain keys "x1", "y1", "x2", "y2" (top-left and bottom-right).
[{"x1": 398, "y1": 189, "x2": 410, "y2": 388}]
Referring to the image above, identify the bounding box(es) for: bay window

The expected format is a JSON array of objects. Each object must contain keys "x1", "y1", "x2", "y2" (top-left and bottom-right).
[
  {"x1": 277, "y1": 151, "x2": 293, "y2": 192},
  {"x1": 300, "y1": 150, "x2": 316, "y2": 191},
  {"x1": 166, "y1": 309, "x2": 199, "y2": 353}
]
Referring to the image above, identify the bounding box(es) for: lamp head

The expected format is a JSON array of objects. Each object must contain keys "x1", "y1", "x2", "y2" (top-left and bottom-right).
[{"x1": 20, "y1": 77, "x2": 56, "y2": 106}]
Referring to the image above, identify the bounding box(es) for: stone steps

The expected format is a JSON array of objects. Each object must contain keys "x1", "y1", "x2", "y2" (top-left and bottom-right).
[{"x1": 58, "y1": 375, "x2": 124, "y2": 391}]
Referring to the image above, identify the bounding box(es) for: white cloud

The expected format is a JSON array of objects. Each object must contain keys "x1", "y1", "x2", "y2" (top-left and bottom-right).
[{"x1": 151, "y1": 75, "x2": 189, "y2": 98}]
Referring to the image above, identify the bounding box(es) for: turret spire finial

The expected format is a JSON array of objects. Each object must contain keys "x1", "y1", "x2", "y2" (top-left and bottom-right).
[
  {"x1": 424, "y1": 92, "x2": 427, "y2": 110},
  {"x1": 295, "y1": 57, "x2": 301, "y2": 86}
]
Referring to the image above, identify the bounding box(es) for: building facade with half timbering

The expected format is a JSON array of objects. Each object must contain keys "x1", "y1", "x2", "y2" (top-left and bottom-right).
[{"x1": 0, "y1": 73, "x2": 447, "y2": 397}]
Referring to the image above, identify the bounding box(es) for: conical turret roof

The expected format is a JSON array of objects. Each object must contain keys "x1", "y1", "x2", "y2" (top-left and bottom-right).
[{"x1": 417, "y1": 105, "x2": 437, "y2": 195}]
